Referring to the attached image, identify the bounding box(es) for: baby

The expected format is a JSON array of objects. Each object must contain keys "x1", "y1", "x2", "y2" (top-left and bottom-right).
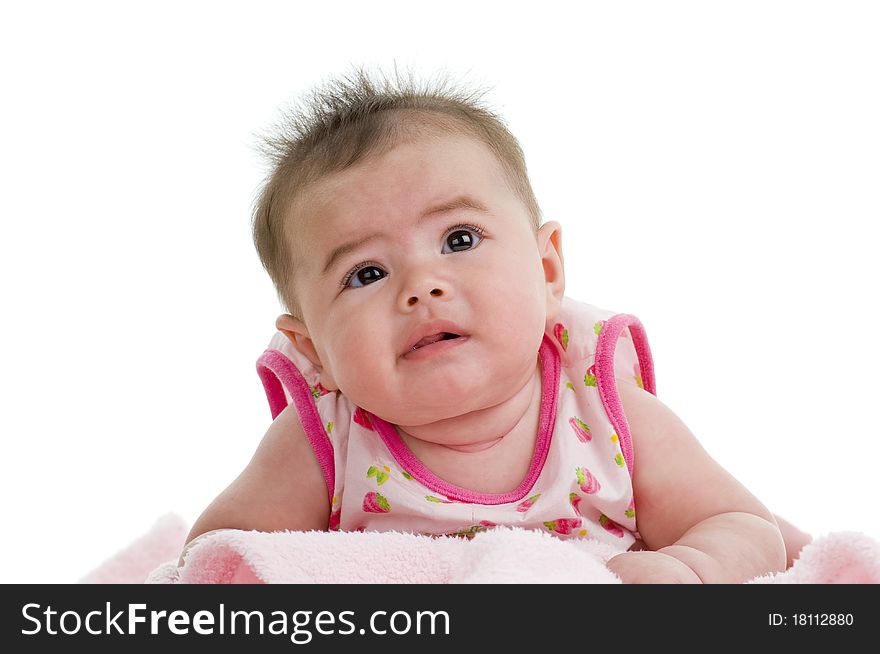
[{"x1": 184, "y1": 69, "x2": 806, "y2": 583}]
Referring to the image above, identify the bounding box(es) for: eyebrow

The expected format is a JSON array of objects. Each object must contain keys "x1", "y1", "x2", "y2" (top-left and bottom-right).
[{"x1": 320, "y1": 196, "x2": 489, "y2": 277}]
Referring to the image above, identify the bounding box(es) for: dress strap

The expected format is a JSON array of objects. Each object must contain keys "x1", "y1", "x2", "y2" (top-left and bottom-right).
[{"x1": 593, "y1": 314, "x2": 656, "y2": 478}]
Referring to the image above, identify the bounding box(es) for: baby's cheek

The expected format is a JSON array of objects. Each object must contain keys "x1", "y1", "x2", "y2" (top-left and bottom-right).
[
  {"x1": 331, "y1": 345, "x2": 387, "y2": 403},
  {"x1": 493, "y1": 303, "x2": 546, "y2": 354}
]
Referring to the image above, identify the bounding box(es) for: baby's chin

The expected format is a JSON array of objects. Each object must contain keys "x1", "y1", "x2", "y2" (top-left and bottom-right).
[
  {"x1": 345, "y1": 340, "x2": 540, "y2": 423},
  {"x1": 353, "y1": 381, "x2": 498, "y2": 427},
  {"x1": 366, "y1": 393, "x2": 486, "y2": 427}
]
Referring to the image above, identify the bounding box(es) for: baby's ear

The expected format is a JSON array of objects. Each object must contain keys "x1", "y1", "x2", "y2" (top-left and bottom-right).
[
  {"x1": 275, "y1": 314, "x2": 338, "y2": 391},
  {"x1": 538, "y1": 221, "x2": 565, "y2": 320}
]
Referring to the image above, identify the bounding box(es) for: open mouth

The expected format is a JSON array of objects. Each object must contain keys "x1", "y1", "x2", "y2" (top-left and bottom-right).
[{"x1": 411, "y1": 332, "x2": 461, "y2": 351}]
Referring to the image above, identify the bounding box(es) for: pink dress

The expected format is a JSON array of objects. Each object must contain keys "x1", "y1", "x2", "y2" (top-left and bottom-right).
[{"x1": 256, "y1": 296, "x2": 656, "y2": 550}]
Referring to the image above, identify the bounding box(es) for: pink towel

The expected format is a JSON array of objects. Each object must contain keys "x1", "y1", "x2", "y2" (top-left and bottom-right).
[{"x1": 80, "y1": 514, "x2": 880, "y2": 584}]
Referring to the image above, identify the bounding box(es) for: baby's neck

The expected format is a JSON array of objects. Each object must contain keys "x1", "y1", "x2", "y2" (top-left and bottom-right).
[{"x1": 395, "y1": 358, "x2": 542, "y2": 454}]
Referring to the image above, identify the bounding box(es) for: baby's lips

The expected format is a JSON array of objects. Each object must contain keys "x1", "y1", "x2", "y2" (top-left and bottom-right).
[{"x1": 400, "y1": 318, "x2": 469, "y2": 356}]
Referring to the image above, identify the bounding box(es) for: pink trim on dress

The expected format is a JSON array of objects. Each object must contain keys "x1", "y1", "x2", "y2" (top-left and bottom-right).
[
  {"x1": 369, "y1": 335, "x2": 561, "y2": 505},
  {"x1": 256, "y1": 349, "x2": 335, "y2": 504},
  {"x1": 593, "y1": 314, "x2": 656, "y2": 479}
]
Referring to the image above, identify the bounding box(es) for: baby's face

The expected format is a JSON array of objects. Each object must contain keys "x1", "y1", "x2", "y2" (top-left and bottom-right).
[{"x1": 283, "y1": 130, "x2": 564, "y2": 427}]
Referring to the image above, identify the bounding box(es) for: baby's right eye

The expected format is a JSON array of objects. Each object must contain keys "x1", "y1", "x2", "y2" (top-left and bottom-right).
[{"x1": 342, "y1": 263, "x2": 387, "y2": 289}]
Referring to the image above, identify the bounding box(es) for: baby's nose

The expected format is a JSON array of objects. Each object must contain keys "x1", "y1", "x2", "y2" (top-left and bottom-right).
[{"x1": 406, "y1": 287, "x2": 444, "y2": 306}]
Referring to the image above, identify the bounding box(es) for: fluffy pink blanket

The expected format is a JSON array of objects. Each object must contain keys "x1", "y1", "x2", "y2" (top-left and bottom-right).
[{"x1": 79, "y1": 513, "x2": 880, "y2": 584}]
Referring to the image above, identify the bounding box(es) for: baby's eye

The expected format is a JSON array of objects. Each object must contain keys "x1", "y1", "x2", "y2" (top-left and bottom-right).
[
  {"x1": 442, "y1": 224, "x2": 484, "y2": 254},
  {"x1": 343, "y1": 263, "x2": 387, "y2": 289}
]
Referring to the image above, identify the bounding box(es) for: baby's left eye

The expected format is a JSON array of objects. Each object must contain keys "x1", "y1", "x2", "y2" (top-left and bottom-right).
[{"x1": 442, "y1": 226, "x2": 484, "y2": 254}]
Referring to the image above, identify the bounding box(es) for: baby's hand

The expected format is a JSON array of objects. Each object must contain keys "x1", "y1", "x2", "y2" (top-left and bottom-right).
[{"x1": 606, "y1": 550, "x2": 702, "y2": 584}]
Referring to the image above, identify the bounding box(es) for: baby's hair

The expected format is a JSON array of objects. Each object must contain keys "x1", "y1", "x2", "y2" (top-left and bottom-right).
[{"x1": 251, "y1": 65, "x2": 542, "y2": 320}]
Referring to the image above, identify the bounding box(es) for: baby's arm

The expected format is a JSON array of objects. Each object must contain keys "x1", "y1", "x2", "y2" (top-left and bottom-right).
[
  {"x1": 606, "y1": 379, "x2": 787, "y2": 584},
  {"x1": 180, "y1": 403, "x2": 330, "y2": 564}
]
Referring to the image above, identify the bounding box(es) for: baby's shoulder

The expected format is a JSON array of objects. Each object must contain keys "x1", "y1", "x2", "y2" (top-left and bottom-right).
[{"x1": 549, "y1": 297, "x2": 621, "y2": 364}]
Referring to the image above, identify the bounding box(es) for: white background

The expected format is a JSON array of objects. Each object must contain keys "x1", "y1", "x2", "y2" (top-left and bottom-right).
[{"x1": 2, "y1": 1, "x2": 878, "y2": 583}]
